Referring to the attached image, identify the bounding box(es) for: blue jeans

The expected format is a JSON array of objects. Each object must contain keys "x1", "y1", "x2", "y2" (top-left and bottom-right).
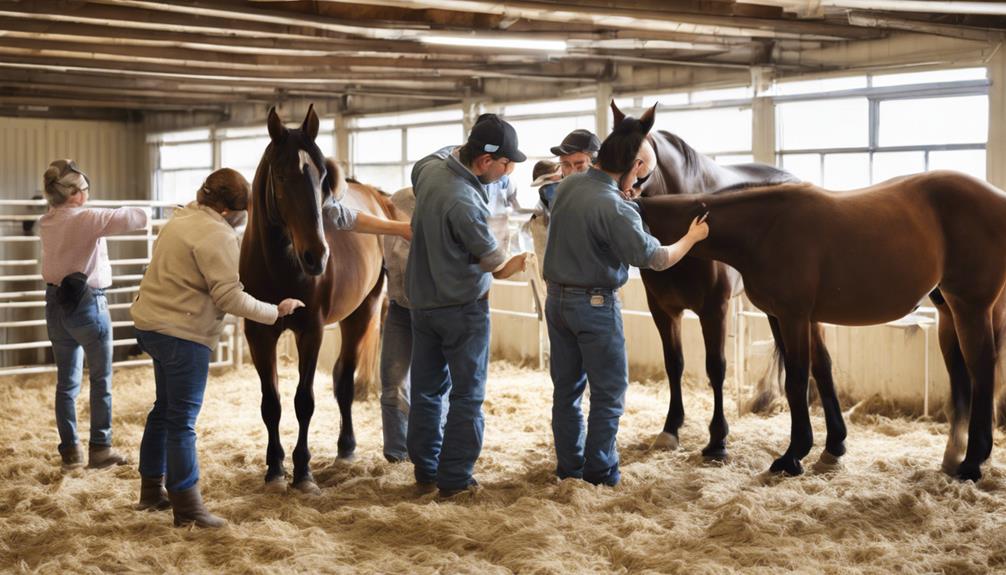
[
  {"x1": 380, "y1": 301, "x2": 412, "y2": 462},
  {"x1": 136, "y1": 330, "x2": 211, "y2": 492},
  {"x1": 45, "y1": 285, "x2": 113, "y2": 450},
  {"x1": 407, "y1": 298, "x2": 490, "y2": 491},
  {"x1": 546, "y1": 283, "x2": 627, "y2": 486}
]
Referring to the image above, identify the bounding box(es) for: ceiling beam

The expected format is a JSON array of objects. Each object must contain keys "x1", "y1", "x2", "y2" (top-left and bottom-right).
[{"x1": 242, "y1": 0, "x2": 883, "y2": 40}]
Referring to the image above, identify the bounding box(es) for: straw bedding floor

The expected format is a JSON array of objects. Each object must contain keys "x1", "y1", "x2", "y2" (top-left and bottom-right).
[{"x1": 1, "y1": 361, "x2": 1005, "y2": 574}]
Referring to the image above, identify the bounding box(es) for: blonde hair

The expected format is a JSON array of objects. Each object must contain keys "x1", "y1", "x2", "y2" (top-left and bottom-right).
[{"x1": 43, "y1": 159, "x2": 88, "y2": 206}]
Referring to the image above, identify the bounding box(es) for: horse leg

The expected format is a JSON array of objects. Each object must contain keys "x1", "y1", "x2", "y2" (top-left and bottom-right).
[
  {"x1": 644, "y1": 294, "x2": 684, "y2": 450},
  {"x1": 291, "y1": 325, "x2": 323, "y2": 494},
  {"x1": 246, "y1": 322, "x2": 285, "y2": 487},
  {"x1": 809, "y1": 322, "x2": 847, "y2": 465},
  {"x1": 769, "y1": 317, "x2": 812, "y2": 476},
  {"x1": 946, "y1": 301, "x2": 996, "y2": 482},
  {"x1": 699, "y1": 300, "x2": 729, "y2": 460},
  {"x1": 332, "y1": 287, "x2": 383, "y2": 460},
  {"x1": 933, "y1": 298, "x2": 971, "y2": 476}
]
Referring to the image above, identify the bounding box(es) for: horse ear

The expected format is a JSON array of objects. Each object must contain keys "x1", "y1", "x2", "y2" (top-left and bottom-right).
[
  {"x1": 639, "y1": 103, "x2": 657, "y2": 134},
  {"x1": 610, "y1": 99, "x2": 625, "y2": 126},
  {"x1": 302, "y1": 104, "x2": 319, "y2": 142},
  {"x1": 267, "y1": 106, "x2": 287, "y2": 141}
]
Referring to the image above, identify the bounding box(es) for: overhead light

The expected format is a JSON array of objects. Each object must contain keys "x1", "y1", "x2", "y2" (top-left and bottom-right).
[{"x1": 420, "y1": 35, "x2": 567, "y2": 52}]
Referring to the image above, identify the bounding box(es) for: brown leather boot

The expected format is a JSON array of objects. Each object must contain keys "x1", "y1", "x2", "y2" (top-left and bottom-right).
[
  {"x1": 136, "y1": 475, "x2": 170, "y2": 511},
  {"x1": 87, "y1": 444, "x2": 129, "y2": 469},
  {"x1": 59, "y1": 443, "x2": 84, "y2": 471},
  {"x1": 168, "y1": 484, "x2": 227, "y2": 528}
]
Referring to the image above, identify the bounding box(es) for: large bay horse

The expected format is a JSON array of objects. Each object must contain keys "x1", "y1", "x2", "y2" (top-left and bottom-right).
[
  {"x1": 636, "y1": 134, "x2": 1006, "y2": 479},
  {"x1": 239, "y1": 105, "x2": 389, "y2": 493},
  {"x1": 623, "y1": 102, "x2": 798, "y2": 459}
]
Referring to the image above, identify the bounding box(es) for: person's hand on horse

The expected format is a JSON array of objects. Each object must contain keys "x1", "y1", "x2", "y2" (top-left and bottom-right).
[
  {"x1": 687, "y1": 212, "x2": 710, "y2": 243},
  {"x1": 493, "y1": 252, "x2": 529, "y2": 279},
  {"x1": 396, "y1": 221, "x2": 413, "y2": 242},
  {"x1": 620, "y1": 186, "x2": 642, "y2": 201},
  {"x1": 277, "y1": 298, "x2": 306, "y2": 318}
]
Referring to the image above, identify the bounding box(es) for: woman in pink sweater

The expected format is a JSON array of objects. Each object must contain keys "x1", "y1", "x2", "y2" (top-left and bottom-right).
[{"x1": 39, "y1": 159, "x2": 149, "y2": 471}]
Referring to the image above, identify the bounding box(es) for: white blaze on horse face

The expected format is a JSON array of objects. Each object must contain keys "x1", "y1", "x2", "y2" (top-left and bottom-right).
[{"x1": 298, "y1": 149, "x2": 323, "y2": 206}]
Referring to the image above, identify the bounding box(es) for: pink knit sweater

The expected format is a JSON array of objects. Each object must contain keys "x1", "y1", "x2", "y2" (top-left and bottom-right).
[{"x1": 39, "y1": 205, "x2": 149, "y2": 289}]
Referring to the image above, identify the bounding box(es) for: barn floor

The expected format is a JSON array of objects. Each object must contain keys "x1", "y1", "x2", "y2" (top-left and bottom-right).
[{"x1": 1, "y1": 361, "x2": 1005, "y2": 574}]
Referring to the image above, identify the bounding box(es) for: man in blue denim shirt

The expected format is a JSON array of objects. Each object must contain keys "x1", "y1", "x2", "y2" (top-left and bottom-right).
[
  {"x1": 405, "y1": 114, "x2": 529, "y2": 498},
  {"x1": 543, "y1": 116, "x2": 709, "y2": 487}
]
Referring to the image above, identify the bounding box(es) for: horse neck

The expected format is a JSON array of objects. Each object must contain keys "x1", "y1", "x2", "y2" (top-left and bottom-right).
[
  {"x1": 643, "y1": 188, "x2": 783, "y2": 270},
  {"x1": 650, "y1": 134, "x2": 736, "y2": 196}
]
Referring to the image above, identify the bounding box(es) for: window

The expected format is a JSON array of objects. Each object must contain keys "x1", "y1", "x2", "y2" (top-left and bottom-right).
[
  {"x1": 154, "y1": 135, "x2": 212, "y2": 205},
  {"x1": 154, "y1": 117, "x2": 338, "y2": 205},
  {"x1": 777, "y1": 98, "x2": 869, "y2": 150},
  {"x1": 349, "y1": 116, "x2": 464, "y2": 193},
  {"x1": 775, "y1": 69, "x2": 988, "y2": 187}
]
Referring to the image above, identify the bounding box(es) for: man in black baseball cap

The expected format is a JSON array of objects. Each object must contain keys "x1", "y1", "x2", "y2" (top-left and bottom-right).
[
  {"x1": 550, "y1": 129, "x2": 601, "y2": 178},
  {"x1": 405, "y1": 112, "x2": 529, "y2": 500},
  {"x1": 467, "y1": 113, "x2": 528, "y2": 167}
]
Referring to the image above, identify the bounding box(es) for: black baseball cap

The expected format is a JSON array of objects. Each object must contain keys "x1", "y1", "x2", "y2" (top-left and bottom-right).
[
  {"x1": 550, "y1": 129, "x2": 601, "y2": 157},
  {"x1": 467, "y1": 114, "x2": 527, "y2": 163}
]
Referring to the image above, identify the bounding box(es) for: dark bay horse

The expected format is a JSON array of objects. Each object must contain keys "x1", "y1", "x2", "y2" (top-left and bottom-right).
[
  {"x1": 239, "y1": 105, "x2": 389, "y2": 493},
  {"x1": 638, "y1": 167, "x2": 1006, "y2": 481},
  {"x1": 622, "y1": 102, "x2": 797, "y2": 459}
]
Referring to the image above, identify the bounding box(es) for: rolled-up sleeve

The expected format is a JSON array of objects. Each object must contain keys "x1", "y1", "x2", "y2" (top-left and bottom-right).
[
  {"x1": 603, "y1": 200, "x2": 660, "y2": 269},
  {"x1": 192, "y1": 232, "x2": 279, "y2": 325},
  {"x1": 322, "y1": 201, "x2": 358, "y2": 231}
]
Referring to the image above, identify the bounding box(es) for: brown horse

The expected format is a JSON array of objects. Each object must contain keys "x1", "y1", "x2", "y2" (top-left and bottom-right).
[
  {"x1": 239, "y1": 105, "x2": 388, "y2": 493},
  {"x1": 627, "y1": 103, "x2": 798, "y2": 459},
  {"x1": 638, "y1": 157, "x2": 1006, "y2": 480}
]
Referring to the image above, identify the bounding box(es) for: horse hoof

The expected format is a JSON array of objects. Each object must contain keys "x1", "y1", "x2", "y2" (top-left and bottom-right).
[
  {"x1": 769, "y1": 455, "x2": 804, "y2": 476},
  {"x1": 293, "y1": 478, "x2": 322, "y2": 496},
  {"x1": 336, "y1": 450, "x2": 356, "y2": 462},
  {"x1": 956, "y1": 462, "x2": 982, "y2": 482},
  {"x1": 941, "y1": 456, "x2": 963, "y2": 477},
  {"x1": 812, "y1": 451, "x2": 843, "y2": 473},
  {"x1": 650, "y1": 432, "x2": 679, "y2": 451},
  {"x1": 701, "y1": 445, "x2": 728, "y2": 462},
  {"x1": 264, "y1": 478, "x2": 288, "y2": 493}
]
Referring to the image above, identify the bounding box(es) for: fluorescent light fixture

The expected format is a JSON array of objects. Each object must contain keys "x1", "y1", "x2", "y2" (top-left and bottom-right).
[{"x1": 420, "y1": 35, "x2": 566, "y2": 52}]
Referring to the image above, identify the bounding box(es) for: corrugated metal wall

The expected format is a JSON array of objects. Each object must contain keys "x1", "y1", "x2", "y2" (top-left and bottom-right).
[
  {"x1": 0, "y1": 116, "x2": 149, "y2": 368},
  {"x1": 0, "y1": 117, "x2": 147, "y2": 201}
]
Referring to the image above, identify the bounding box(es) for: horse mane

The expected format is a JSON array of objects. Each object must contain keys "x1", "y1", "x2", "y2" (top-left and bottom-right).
[
  {"x1": 324, "y1": 158, "x2": 348, "y2": 201},
  {"x1": 652, "y1": 130, "x2": 702, "y2": 173}
]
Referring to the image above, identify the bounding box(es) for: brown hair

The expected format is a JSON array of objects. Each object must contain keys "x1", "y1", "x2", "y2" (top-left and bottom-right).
[{"x1": 196, "y1": 168, "x2": 250, "y2": 211}]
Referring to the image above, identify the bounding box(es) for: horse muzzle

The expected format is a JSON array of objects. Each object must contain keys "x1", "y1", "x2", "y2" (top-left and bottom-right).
[{"x1": 299, "y1": 247, "x2": 328, "y2": 276}]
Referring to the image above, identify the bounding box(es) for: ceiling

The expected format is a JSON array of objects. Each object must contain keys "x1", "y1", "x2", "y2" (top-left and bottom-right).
[{"x1": 1, "y1": 0, "x2": 1005, "y2": 121}]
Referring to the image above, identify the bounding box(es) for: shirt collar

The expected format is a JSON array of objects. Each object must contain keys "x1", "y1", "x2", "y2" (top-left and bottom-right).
[
  {"x1": 585, "y1": 167, "x2": 618, "y2": 189},
  {"x1": 446, "y1": 147, "x2": 490, "y2": 202}
]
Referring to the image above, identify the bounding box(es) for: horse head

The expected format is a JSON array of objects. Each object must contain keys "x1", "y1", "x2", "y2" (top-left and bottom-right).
[
  {"x1": 600, "y1": 100, "x2": 658, "y2": 193},
  {"x1": 262, "y1": 104, "x2": 331, "y2": 276}
]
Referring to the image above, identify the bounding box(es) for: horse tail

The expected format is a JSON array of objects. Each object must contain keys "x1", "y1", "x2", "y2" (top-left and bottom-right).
[
  {"x1": 353, "y1": 269, "x2": 385, "y2": 400},
  {"x1": 746, "y1": 346, "x2": 784, "y2": 414},
  {"x1": 745, "y1": 316, "x2": 785, "y2": 414}
]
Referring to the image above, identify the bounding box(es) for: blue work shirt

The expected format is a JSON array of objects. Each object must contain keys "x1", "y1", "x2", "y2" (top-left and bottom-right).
[
  {"x1": 405, "y1": 146, "x2": 499, "y2": 309},
  {"x1": 543, "y1": 168, "x2": 660, "y2": 289}
]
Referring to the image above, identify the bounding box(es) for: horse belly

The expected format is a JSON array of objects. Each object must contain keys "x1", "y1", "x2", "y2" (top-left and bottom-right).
[
  {"x1": 322, "y1": 230, "x2": 383, "y2": 324},
  {"x1": 812, "y1": 254, "x2": 939, "y2": 326}
]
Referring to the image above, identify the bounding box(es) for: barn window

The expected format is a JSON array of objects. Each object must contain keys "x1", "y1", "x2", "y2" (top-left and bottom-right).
[{"x1": 775, "y1": 67, "x2": 989, "y2": 188}]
